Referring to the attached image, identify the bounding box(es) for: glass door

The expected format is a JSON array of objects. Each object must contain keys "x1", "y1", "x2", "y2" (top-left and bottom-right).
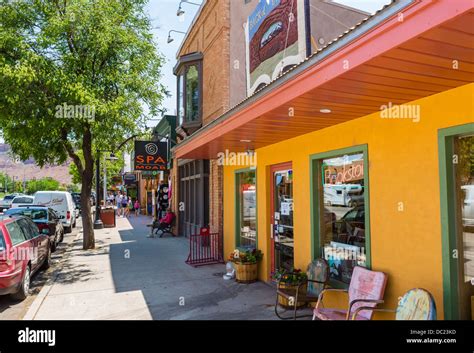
[
  {"x1": 453, "y1": 134, "x2": 474, "y2": 320},
  {"x1": 271, "y1": 164, "x2": 294, "y2": 274}
]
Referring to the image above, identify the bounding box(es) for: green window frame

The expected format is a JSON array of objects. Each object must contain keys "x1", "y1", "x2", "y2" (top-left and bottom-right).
[
  {"x1": 235, "y1": 168, "x2": 258, "y2": 250},
  {"x1": 310, "y1": 144, "x2": 371, "y2": 289},
  {"x1": 438, "y1": 122, "x2": 474, "y2": 320}
]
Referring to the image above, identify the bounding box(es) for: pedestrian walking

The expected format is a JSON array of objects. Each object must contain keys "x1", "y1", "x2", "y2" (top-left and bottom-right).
[
  {"x1": 115, "y1": 192, "x2": 123, "y2": 217},
  {"x1": 127, "y1": 197, "x2": 134, "y2": 217},
  {"x1": 121, "y1": 194, "x2": 128, "y2": 217},
  {"x1": 134, "y1": 199, "x2": 140, "y2": 216}
]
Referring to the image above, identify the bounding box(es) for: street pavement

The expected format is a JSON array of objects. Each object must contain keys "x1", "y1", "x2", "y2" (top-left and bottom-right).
[{"x1": 22, "y1": 214, "x2": 280, "y2": 320}]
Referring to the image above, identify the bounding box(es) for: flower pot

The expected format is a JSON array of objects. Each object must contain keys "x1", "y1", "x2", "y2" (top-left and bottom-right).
[
  {"x1": 234, "y1": 262, "x2": 258, "y2": 283},
  {"x1": 277, "y1": 282, "x2": 308, "y2": 309}
]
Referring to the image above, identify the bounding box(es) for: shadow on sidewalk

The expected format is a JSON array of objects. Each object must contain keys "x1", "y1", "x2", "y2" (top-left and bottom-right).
[{"x1": 108, "y1": 215, "x2": 277, "y2": 320}]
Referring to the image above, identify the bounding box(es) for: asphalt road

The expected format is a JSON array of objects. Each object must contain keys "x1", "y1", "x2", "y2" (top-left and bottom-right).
[{"x1": 0, "y1": 217, "x2": 82, "y2": 320}]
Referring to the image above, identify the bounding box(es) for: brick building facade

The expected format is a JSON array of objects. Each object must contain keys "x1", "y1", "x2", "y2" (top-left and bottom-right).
[{"x1": 171, "y1": 0, "x2": 230, "y2": 236}]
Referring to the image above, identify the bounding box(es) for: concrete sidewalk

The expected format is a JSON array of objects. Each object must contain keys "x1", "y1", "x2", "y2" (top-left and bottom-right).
[{"x1": 24, "y1": 215, "x2": 278, "y2": 320}]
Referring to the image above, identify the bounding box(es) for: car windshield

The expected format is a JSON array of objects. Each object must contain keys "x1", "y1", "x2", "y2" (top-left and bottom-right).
[
  {"x1": 5, "y1": 208, "x2": 48, "y2": 221},
  {"x1": 13, "y1": 197, "x2": 33, "y2": 204},
  {"x1": 3, "y1": 195, "x2": 16, "y2": 200}
]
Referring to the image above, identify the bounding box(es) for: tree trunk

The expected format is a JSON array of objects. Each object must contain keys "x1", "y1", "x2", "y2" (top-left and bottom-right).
[
  {"x1": 81, "y1": 167, "x2": 95, "y2": 250},
  {"x1": 81, "y1": 127, "x2": 95, "y2": 250}
]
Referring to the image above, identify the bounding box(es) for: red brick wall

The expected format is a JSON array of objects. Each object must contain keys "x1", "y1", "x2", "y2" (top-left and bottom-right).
[{"x1": 174, "y1": 0, "x2": 230, "y2": 235}]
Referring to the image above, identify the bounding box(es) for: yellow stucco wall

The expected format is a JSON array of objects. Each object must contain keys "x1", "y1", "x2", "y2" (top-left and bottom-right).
[{"x1": 223, "y1": 83, "x2": 474, "y2": 319}]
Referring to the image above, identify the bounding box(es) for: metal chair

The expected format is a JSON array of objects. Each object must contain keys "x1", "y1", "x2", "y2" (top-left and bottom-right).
[
  {"x1": 362, "y1": 288, "x2": 437, "y2": 320},
  {"x1": 275, "y1": 258, "x2": 329, "y2": 320},
  {"x1": 313, "y1": 266, "x2": 388, "y2": 320}
]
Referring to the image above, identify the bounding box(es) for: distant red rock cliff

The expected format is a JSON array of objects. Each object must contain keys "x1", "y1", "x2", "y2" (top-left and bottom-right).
[{"x1": 0, "y1": 144, "x2": 73, "y2": 185}]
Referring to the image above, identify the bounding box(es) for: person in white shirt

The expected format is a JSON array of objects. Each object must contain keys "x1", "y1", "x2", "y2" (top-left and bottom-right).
[{"x1": 115, "y1": 192, "x2": 123, "y2": 216}]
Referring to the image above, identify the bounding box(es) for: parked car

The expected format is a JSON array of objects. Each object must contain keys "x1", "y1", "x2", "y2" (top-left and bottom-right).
[
  {"x1": 71, "y1": 192, "x2": 81, "y2": 216},
  {"x1": 0, "y1": 193, "x2": 24, "y2": 212},
  {"x1": 10, "y1": 195, "x2": 34, "y2": 209},
  {"x1": 90, "y1": 191, "x2": 96, "y2": 206},
  {"x1": 5, "y1": 206, "x2": 64, "y2": 252},
  {"x1": 33, "y1": 191, "x2": 76, "y2": 233},
  {"x1": 0, "y1": 215, "x2": 51, "y2": 300}
]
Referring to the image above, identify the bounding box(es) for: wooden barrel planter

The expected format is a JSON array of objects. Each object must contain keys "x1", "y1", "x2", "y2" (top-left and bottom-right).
[
  {"x1": 234, "y1": 262, "x2": 258, "y2": 283},
  {"x1": 277, "y1": 282, "x2": 308, "y2": 309}
]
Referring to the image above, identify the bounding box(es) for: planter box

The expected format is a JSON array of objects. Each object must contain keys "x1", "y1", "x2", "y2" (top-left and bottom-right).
[
  {"x1": 277, "y1": 282, "x2": 308, "y2": 309},
  {"x1": 234, "y1": 262, "x2": 258, "y2": 283}
]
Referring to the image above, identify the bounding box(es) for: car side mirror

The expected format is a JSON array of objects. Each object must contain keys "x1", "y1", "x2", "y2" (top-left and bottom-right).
[{"x1": 41, "y1": 229, "x2": 50, "y2": 235}]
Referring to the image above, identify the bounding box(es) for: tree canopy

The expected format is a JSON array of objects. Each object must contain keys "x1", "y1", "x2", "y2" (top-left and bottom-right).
[{"x1": 0, "y1": 0, "x2": 166, "y2": 248}]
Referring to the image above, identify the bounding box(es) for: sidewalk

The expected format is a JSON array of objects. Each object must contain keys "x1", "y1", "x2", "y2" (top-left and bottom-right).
[{"x1": 24, "y1": 215, "x2": 277, "y2": 320}]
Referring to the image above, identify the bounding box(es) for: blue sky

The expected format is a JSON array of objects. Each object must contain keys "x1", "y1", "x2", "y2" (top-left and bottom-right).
[
  {"x1": 146, "y1": 0, "x2": 391, "y2": 126},
  {"x1": 145, "y1": 0, "x2": 200, "y2": 126}
]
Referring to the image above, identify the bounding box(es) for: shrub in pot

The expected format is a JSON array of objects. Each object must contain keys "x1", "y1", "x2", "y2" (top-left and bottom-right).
[
  {"x1": 229, "y1": 249, "x2": 263, "y2": 283},
  {"x1": 273, "y1": 268, "x2": 308, "y2": 309}
]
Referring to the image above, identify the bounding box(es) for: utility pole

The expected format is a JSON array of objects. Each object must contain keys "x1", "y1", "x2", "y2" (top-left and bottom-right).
[
  {"x1": 94, "y1": 149, "x2": 104, "y2": 229},
  {"x1": 103, "y1": 155, "x2": 107, "y2": 206}
]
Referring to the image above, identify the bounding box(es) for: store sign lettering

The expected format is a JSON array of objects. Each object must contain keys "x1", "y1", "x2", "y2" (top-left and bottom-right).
[
  {"x1": 325, "y1": 164, "x2": 364, "y2": 184},
  {"x1": 134, "y1": 141, "x2": 167, "y2": 172}
]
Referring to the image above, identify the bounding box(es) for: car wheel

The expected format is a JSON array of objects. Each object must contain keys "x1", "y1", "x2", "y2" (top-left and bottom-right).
[
  {"x1": 11, "y1": 266, "x2": 30, "y2": 301},
  {"x1": 41, "y1": 244, "x2": 52, "y2": 270},
  {"x1": 64, "y1": 226, "x2": 72, "y2": 234}
]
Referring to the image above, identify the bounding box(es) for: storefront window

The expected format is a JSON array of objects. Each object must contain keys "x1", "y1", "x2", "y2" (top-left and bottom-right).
[
  {"x1": 317, "y1": 151, "x2": 368, "y2": 285},
  {"x1": 185, "y1": 65, "x2": 199, "y2": 123},
  {"x1": 453, "y1": 134, "x2": 473, "y2": 320},
  {"x1": 175, "y1": 53, "x2": 202, "y2": 130},
  {"x1": 236, "y1": 170, "x2": 257, "y2": 249},
  {"x1": 177, "y1": 74, "x2": 184, "y2": 126}
]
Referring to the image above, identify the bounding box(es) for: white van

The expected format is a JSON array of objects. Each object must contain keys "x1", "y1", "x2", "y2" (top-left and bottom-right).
[{"x1": 33, "y1": 191, "x2": 77, "y2": 233}]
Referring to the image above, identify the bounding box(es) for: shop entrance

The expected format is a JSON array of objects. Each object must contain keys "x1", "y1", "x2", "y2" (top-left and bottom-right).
[
  {"x1": 440, "y1": 124, "x2": 474, "y2": 320},
  {"x1": 270, "y1": 163, "x2": 294, "y2": 276}
]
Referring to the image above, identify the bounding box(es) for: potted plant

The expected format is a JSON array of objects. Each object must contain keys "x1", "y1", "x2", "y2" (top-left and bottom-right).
[
  {"x1": 229, "y1": 249, "x2": 263, "y2": 283},
  {"x1": 273, "y1": 268, "x2": 308, "y2": 309}
]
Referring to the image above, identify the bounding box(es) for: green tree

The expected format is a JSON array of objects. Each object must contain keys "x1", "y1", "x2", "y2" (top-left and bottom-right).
[
  {"x1": 26, "y1": 177, "x2": 61, "y2": 194},
  {"x1": 0, "y1": 0, "x2": 166, "y2": 249},
  {"x1": 69, "y1": 150, "x2": 126, "y2": 191}
]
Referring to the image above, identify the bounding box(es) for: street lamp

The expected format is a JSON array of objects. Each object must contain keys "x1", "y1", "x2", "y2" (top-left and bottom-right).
[
  {"x1": 167, "y1": 30, "x2": 186, "y2": 44},
  {"x1": 103, "y1": 153, "x2": 119, "y2": 209},
  {"x1": 177, "y1": 0, "x2": 201, "y2": 17}
]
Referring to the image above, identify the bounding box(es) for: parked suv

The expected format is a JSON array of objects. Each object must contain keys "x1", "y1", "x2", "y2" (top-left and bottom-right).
[
  {"x1": 33, "y1": 191, "x2": 76, "y2": 233},
  {"x1": 0, "y1": 193, "x2": 24, "y2": 212},
  {"x1": 5, "y1": 206, "x2": 64, "y2": 252},
  {"x1": 0, "y1": 215, "x2": 51, "y2": 300}
]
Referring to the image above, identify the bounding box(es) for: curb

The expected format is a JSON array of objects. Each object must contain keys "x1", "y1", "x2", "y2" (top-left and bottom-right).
[{"x1": 22, "y1": 232, "x2": 82, "y2": 320}]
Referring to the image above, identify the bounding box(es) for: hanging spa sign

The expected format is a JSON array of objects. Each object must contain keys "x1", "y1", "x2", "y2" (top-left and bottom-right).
[
  {"x1": 246, "y1": 0, "x2": 307, "y2": 96},
  {"x1": 134, "y1": 141, "x2": 168, "y2": 171}
]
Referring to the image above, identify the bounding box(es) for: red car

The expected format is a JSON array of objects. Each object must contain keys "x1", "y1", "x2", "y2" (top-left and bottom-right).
[{"x1": 0, "y1": 215, "x2": 51, "y2": 300}]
